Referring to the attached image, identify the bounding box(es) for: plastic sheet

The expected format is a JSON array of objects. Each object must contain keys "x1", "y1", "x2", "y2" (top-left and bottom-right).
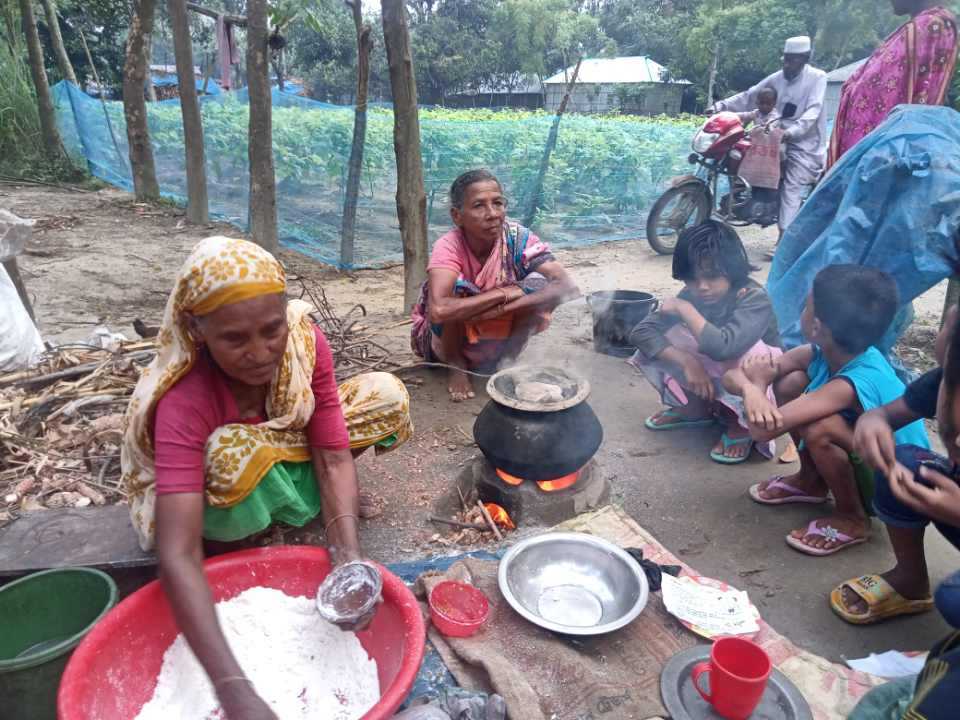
[
  {"x1": 0, "y1": 264, "x2": 43, "y2": 371},
  {"x1": 767, "y1": 105, "x2": 960, "y2": 352}
]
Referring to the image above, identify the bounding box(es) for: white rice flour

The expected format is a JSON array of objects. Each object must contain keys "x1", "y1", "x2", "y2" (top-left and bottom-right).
[{"x1": 134, "y1": 586, "x2": 380, "y2": 720}]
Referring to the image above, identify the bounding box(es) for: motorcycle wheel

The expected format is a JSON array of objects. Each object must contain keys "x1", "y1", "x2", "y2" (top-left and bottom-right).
[{"x1": 645, "y1": 184, "x2": 711, "y2": 255}]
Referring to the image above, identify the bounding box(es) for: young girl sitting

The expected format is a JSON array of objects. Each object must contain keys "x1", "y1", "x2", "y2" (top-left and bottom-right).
[{"x1": 629, "y1": 221, "x2": 782, "y2": 464}]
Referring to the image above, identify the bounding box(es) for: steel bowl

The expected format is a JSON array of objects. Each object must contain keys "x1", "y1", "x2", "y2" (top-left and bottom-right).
[{"x1": 498, "y1": 532, "x2": 649, "y2": 635}]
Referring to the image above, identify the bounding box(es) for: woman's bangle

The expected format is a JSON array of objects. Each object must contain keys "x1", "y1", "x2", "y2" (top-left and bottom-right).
[
  {"x1": 213, "y1": 675, "x2": 252, "y2": 688},
  {"x1": 324, "y1": 512, "x2": 359, "y2": 535}
]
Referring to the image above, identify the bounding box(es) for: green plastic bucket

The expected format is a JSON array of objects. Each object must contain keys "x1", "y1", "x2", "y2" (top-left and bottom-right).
[{"x1": 0, "y1": 567, "x2": 118, "y2": 720}]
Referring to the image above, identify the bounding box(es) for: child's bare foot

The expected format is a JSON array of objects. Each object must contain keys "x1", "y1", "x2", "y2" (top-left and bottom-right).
[
  {"x1": 753, "y1": 467, "x2": 827, "y2": 502},
  {"x1": 448, "y1": 370, "x2": 475, "y2": 402},
  {"x1": 837, "y1": 567, "x2": 931, "y2": 616},
  {"x1": 787, "y1": 515, "x2": 869, "y2": 554}
]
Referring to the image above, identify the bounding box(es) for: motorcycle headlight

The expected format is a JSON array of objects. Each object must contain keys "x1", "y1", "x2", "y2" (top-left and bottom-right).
[{"x1": 692, "y1": 131, "x2": 719, "y2": 154}]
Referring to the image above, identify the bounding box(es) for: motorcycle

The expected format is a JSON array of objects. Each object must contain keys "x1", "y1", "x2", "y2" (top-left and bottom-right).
[{"x1": 645, "y1": 111, "x2": 782, "y2": 255}]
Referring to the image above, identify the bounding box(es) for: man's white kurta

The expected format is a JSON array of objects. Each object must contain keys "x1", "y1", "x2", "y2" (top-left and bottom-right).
[{"x1": 716, "y1": 65, "x2": 827, "y2": 230}]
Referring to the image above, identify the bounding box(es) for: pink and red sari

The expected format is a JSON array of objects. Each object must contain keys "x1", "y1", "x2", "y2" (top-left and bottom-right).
[{"x1": 827, "y1": 6, "x2": 958, "y2": 170}]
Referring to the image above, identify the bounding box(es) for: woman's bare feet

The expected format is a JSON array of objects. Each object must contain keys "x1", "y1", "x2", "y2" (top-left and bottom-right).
[
  {"x1": 788, "y1": 514, "x2": 870, "y2": 552},
  {"x1": 448, "y1": 369, "x2": 475, "y2": 402}
]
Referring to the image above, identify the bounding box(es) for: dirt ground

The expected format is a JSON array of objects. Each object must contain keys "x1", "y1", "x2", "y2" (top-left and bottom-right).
[{"x1": 3, "y1": 181, "x2": 956, "y2": 665}]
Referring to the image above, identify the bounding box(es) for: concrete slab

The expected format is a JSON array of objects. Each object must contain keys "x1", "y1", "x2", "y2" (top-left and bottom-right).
[{"x1": 0, "y1": 506, "x2": 155, "y2": 577}]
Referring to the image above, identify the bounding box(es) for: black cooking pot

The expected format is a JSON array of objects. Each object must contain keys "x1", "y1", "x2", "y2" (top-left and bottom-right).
[{"x1": 473, "y1": 399, "x2": 603, "y2": 481}]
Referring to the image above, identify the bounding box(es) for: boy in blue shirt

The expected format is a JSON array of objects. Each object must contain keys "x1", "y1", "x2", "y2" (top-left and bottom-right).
[{"x1": 723, "y1": 265, "x2": 929, "y2": 556}]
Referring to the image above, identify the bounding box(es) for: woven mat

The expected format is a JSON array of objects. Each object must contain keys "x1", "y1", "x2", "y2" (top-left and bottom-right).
[{"x1": 420, "y1": 505, "x2": 882, "y2": 720}]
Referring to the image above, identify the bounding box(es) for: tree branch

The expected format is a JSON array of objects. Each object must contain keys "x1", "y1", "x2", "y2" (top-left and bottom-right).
[{"x1": 185, "y1": 2, "x2": 246, "y2": 26}]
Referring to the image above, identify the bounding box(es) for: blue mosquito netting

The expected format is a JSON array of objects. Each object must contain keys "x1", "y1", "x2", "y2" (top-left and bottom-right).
[
  {"x1": 50, "y1": 80, "x2": 697, "y2": 269},
  {"x1": 767, "y1": 105, "x2": 960, "y2": 352}
]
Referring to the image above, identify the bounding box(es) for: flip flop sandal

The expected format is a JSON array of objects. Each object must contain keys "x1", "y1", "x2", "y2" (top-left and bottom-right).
[
  {"x1": 785, "y1": 520, "x2": 869, "y2": 557},
  {"x1": 644, "y1": 408, "x2": 716, "y2": 431},
  {"x1": 709, "y1": 433, "x2": 754, "y2": 464},
  {"x1": 748, "y1": 476, "x2": 830, "y2": 505},
  {"x1": 829, "y1": 574, "x2": 933, "y2": 625},
  {"x1": 778, "y1": 439, "x2": 799, "y2": 463}
]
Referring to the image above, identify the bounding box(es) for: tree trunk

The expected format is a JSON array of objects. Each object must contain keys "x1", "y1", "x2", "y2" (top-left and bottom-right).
[
  {"x1": 123, "y1": 0, "x2": 160, "y2": 200},
  {"x1": 2, "y1": 1, "x2": 19, "y2": 54},
  {"x1": 246, "y1": 0, "x2": 278, "y2": 251},
  {"x1": 18, "y1": 0, "x2": 65, "y2": 161},
  {"x1": 39, "y1": 0, "x2": 76, "y2": 84},
  {"x1": 381, "y1": 0, "x2": 428, "y2": 311},
  {"x1": 523, "y1": 56, "x2": 581, "y2": 228},
  {"x1": 144, "y1": 32, "x2": 157, "y2": 101},
  {"x1": 340, "y1": 5, "x2": 373, "y2": 268},
  {"x1": 706, "y1": 38, "x2": 720, "y2": 107},
  {"x1": 168, "y1": 0, "x2": 209, "y2": 223},
  {"x1": 271, "y1": 49, "x2": 284, "y2": 90}
]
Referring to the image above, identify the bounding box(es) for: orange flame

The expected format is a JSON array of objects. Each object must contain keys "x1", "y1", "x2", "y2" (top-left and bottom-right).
[
  {"x1": 483, "y1": 502, "x2": 516, "y2": 530},
  {"x1": 536, "y1": 471, "x2": 579, "y2": 492},
  {"x1": 494, "y1": 467, "x2": 580, "y2": 492},
  {"x1": 495, "y1": 468, "x2": 524, "y2": 486}
]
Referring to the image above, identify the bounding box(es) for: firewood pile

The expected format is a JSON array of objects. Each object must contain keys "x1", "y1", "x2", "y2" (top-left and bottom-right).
[
  {"x1": 0, "y1": 341, "x2": 155, "y2": 529},
  {"x1": 0, "y1": 281, "x2": 414, "y2": 531},
  {"x1": 429, "y1": 491, "x2": 516, "y2": 547},
  {"x1": 291, "y1": 275, "x2": 414, "y2": 381}
]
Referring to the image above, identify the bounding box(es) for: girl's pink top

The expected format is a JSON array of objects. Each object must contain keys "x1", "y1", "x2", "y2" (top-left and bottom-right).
[{"x1": 153, "y1": 326, "x2": 349, "y2": 495}]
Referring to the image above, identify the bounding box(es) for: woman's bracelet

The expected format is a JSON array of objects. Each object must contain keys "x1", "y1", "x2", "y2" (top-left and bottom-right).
[
  {"x1": 324, "y1": 512, "x2": 359, "y2": 535},
  {"x1": 213, "y1": 675, "x2": 253, "y2": 688}
]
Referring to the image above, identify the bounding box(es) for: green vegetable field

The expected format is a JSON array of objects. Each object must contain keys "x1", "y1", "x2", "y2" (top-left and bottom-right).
[{"x1": 52, "y1": 82, "x2": 698, "y2": 267}]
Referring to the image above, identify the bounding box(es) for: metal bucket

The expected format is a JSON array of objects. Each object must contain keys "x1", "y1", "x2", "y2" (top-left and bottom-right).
[{"x1": 586, "y1": 291, "x2": 658, "y2": 357}]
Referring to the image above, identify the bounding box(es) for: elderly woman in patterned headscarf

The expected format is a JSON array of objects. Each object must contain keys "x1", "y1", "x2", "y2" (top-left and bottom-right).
[{"x1": 121, "y1": 236, "x2": 411, "y2": 719}]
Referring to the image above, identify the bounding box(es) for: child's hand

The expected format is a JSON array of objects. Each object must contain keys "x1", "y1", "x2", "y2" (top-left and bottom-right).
[
  {"x1": 742, "y1": 353, "x2": 780, "y2": 387},
  {"x1": 891, "y1": 462, "x2": 960, "y2": 527},
  {"x1": 659, "y1": 297, "x2": 685, "y2": 316},
  {"x1": 681, "y1": 356, "x2": 715, "y2": 401},
  {"x1": 743, "y1": 385, "x2": 782, "y2": 431},
  {"x1": 853, "y1": 410, "x2": 897, "y2": 476}
]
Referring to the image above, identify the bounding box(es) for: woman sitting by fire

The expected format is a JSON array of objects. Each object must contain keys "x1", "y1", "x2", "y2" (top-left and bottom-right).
[
  {"x1": 121, "y1": 236, "x2": 412, "y2": 719},
  {"x1": 411, "y1": 169, "x2": 580, "y2": 401}
]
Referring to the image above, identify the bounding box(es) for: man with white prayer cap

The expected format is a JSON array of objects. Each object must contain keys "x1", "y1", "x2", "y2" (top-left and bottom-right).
[{"x1": 711, "y1": 36, "x2": 828, "y2": 242}]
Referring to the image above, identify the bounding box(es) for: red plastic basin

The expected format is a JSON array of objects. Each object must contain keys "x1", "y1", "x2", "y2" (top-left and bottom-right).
[{"x1": 57, "y1": 546, "x2": 425, "y2": 719}]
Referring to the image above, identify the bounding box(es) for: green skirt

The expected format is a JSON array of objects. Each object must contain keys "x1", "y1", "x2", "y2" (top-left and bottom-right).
[{"x1": 203, "y1": 461, "x2": 320, "y2": 542}]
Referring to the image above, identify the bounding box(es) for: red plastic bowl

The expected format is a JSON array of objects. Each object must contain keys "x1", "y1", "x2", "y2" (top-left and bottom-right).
[
  {"x1": 57, "y1": 546, "x2": 425, "y2": 720},
  {"x1": 429, "y1": 581, "x2": 489, "y2": 638}
]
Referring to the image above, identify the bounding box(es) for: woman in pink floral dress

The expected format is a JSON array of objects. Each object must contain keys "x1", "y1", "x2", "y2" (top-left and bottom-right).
[{"x1": 827, "y1": 0, "x2": 957, "y2": 170}]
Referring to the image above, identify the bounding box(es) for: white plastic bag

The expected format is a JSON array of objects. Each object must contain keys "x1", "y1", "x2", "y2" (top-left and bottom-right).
[
  {"x1": 0, "y1": 209, "x2": 34, "y2": 263},
  {"x1": 739, "y1": 127, "x2": 783, "y2": 190},
  {"x1": 0, "y1": 263, "x2": 44, "y2": 371}
]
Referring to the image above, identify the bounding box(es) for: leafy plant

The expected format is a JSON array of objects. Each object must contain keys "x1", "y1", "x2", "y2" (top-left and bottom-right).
[{"x1": 61, "y1": 86, "x2": 699, "y2": 263}]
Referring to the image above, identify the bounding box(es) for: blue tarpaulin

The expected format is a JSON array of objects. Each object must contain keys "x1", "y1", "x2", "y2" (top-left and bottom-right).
[{"x1": 767, "y1": 105, "x2": 960, "y2": 352}]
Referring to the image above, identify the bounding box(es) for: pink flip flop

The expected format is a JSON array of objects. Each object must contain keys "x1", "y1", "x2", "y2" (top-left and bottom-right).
[
  {"x1": 785, "y1": 520, "x2": 869, "y2": 557},
  {"x1": 748, "y1": 476, "x2": 829, "y2": 505}
]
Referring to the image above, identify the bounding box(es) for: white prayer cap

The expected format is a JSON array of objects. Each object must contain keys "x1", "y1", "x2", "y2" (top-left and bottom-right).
[{"x1": 784, "y1": 36, "x2": 811, "y2": 54}]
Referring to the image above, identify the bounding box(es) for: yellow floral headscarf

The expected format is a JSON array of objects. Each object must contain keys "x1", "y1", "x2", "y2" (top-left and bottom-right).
[{"x1": 121, "y1": 236, "x2": 317, "y2": 550}]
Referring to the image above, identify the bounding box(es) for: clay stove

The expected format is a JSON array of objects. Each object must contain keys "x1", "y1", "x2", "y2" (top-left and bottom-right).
[{"x1": 462, "y1": 366, "x2": 609, "y2": 526}]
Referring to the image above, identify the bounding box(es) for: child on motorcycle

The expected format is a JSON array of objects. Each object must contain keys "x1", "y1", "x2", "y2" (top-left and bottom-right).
[
  {"x1": 629, "y1": 221, "x2": 782, "y2": 464},
  {"x1": 736, "y1": 87, "x2": 779, "y2": 130}
]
